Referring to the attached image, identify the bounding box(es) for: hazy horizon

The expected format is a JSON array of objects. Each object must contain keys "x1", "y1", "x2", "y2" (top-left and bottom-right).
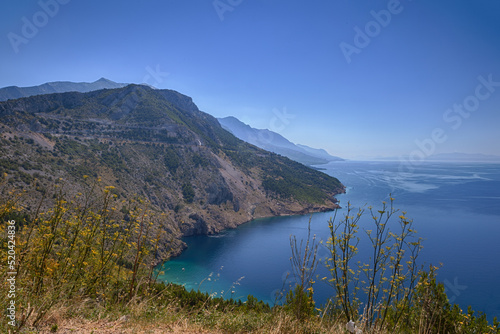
[{"x1": 2, "y1": 0, "x2": 499, "y2": 159}]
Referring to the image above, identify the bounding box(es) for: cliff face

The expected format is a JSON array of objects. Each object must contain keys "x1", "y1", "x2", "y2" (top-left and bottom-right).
[{"x1": 0, "y1": 85, "x2": 344, "y2": 260}]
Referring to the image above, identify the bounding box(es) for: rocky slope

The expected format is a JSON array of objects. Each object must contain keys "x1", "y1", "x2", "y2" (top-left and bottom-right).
[{"x1": 0, "y1": 85, "x2": 344, "y2": 260}]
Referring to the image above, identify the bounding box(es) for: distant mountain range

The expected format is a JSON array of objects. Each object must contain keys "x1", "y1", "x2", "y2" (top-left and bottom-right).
[
  {"x1": 217, "y1": 116, "x2": 343, "y2": 166},
  {"x1": 0, "y1": 78, "x2": 127, "y2": 101},
  {"x1": 376, "y1": 152, "x2": 500, "y2": 162},
  {"x1": 426, "y1": 153, "x2": 500, "y2": 162}
]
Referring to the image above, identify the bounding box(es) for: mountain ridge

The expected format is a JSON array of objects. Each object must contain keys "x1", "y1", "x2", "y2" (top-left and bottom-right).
[
  {"x1": 0, "y1": 77, "x2": 127, "y2": 102},
  {"x1": 0, "y1": 79, "x2": 344, "y2": 167},
  {"x1": 373, "y1": 152, "x2": 500, "y2": 162},
  {"x1": 426, "y1": 152, "x2": 500, "y2": 162},
  {"x1": 218, "y1": 116, "x2": 343, "y2": 166}
]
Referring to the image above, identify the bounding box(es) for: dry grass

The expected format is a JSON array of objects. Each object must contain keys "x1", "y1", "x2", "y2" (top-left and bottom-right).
[
  {"x1": 19, "y1": 299, "x2": 350, "y2": 334},
  {"x1": 35, "y1": 318, "x2": 222, "y2": 334}
]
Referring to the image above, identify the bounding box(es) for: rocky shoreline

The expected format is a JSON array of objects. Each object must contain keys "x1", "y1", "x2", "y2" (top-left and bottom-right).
[{"x1": 161, "y1": 190, "x2": 345, "y2": 263}]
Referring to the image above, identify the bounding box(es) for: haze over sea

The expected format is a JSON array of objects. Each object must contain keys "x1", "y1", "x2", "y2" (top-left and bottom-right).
[{"x1": 158, "y1": 160, "x2": 500, "y2": 320}]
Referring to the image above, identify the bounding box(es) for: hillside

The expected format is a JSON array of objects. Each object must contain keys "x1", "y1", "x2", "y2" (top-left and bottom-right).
[
  {"x1": 218, "y1": 116, "x2": 343, "y2": 165},
  {"x1": 0, "y1": 85, "x2": 344, "y2": 261}
]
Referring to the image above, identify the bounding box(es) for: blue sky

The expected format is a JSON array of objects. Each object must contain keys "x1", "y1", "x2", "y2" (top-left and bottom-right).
[{"x1": 1, "y1": 0, "x2": 499, "y2": 159}]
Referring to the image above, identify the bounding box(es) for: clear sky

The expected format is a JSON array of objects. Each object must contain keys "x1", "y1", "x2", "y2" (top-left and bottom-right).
[{"x1": 1, "y1": 0, "x2": 499, "y2": 159}]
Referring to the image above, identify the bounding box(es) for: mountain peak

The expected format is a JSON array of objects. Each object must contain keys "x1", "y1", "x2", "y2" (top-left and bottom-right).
[{"x1": 95, "y1": 77, "x2": 114, "y2": 83}]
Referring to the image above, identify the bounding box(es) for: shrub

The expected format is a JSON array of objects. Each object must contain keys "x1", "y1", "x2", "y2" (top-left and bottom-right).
[{"x1": 0, "y1": 179, "x2": 163, "y2": 331}]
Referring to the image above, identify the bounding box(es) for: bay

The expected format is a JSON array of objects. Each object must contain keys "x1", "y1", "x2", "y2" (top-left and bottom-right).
[{"x1": 157, "y1": 160, "x2": 500, "y2": 320}]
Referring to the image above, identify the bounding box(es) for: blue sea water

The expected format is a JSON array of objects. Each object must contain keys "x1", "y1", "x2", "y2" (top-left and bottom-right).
[{"x1": 157, "y1": 161, "x2": 500, "y2": 320}]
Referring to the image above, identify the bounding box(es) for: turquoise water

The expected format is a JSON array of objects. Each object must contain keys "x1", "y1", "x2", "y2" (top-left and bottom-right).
[{"x1": 157, "y1": 161, "x2": 500, "y2": 319}]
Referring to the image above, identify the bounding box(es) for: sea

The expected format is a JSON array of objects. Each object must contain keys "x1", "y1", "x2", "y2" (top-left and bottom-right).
[{"x1": 157, "y1": 160, "x2": 500, "y2": 320}]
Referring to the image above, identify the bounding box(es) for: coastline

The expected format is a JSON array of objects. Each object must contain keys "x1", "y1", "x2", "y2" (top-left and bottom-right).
[{"x1": 161, "y1": 189, "x2": 345, "y2": 263}]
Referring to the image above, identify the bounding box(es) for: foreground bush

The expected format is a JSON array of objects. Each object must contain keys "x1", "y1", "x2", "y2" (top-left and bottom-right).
[{"x1": 0, "y1": 177, "x2": 164, "y2": 331}]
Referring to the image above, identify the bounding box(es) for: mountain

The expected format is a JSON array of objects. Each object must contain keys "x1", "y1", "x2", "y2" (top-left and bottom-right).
[
  {"x1": 375, "y1": 152, "x2": 500, "y2": 162},
  {"x1": 296, "y1": 144, "x2": 340, "y2": 161},
  {"x1": 217, "y1": 116, "x2": 343, "y2": 166},
  {"x1": 0, "y1": 85, "x2": 344, "y2": 261},
  {"x1": 0, "y1": 77, "x2": 127, "y2": 101},
  {"x1": 426, "y1": 153, "x2": 500, "y2": 162},
  {"x1": 0, "y1": 80, "x2": 344, "y2": 166}
]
